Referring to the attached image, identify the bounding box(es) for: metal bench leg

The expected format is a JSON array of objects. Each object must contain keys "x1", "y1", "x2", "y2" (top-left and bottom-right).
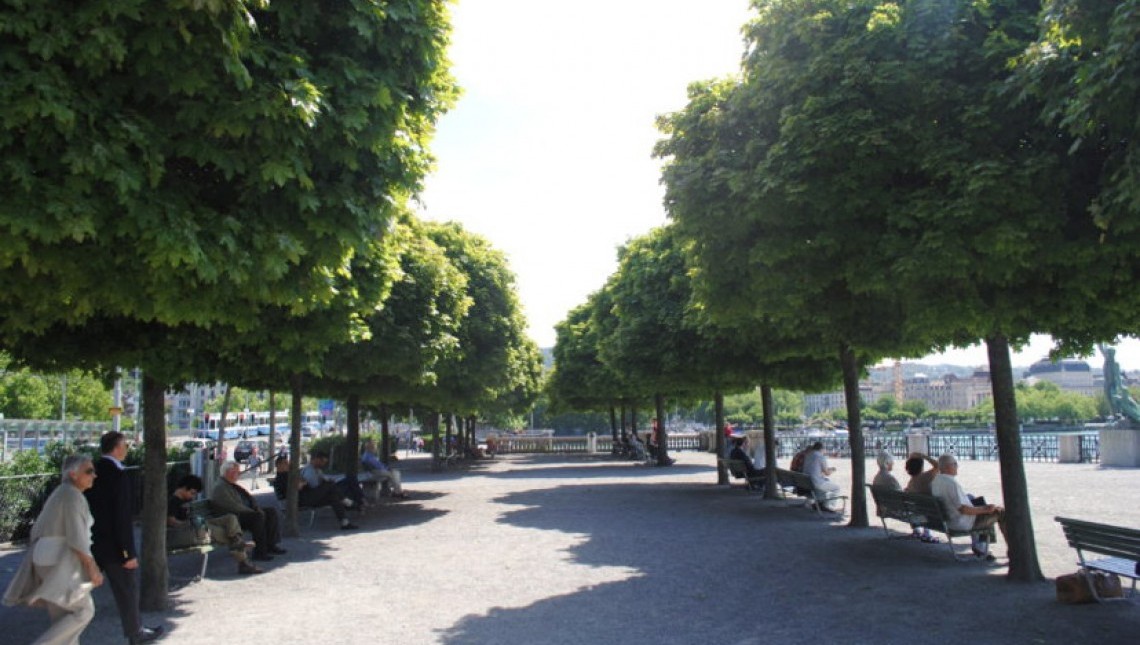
[{"x1": 197, "y1": 551, "x2": 209, "y2": 581}]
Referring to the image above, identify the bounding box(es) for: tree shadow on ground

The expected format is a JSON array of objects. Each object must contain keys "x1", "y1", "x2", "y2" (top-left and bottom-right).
[{"x1": 434, "y1": 480, "x2": 1140, "y2": 645}]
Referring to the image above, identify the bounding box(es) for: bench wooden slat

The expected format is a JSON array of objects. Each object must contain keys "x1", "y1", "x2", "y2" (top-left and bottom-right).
[{"x1": 1084, "y1": 557, "x2": 1140, "y2": 579}]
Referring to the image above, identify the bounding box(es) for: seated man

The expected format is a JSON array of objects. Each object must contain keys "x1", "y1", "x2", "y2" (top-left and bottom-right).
[
  {"x1": 210, "y1": 461, "x2": 286, "y2": 562},
  {"x1": 931, "y1": 454, "x2": 1008, "y2": 561},
  {"x1": 361, "y1": 439, "x2": 409, "y2": 499},
  {"x1": 727, "y1": 437, "x2": 764, "y2": 489},
  {"x1": 627, "y1": 431, "x2": 648, "y2": 461},
  {"x1": 168, "y1": 475, "x2": 262, "y2": 575},
  {"x1": 299, "y1": 450, "x2": 358, "y2": 531},
  {"x1": 802, "y1": 441, "x2": 841, "y2": 512}
]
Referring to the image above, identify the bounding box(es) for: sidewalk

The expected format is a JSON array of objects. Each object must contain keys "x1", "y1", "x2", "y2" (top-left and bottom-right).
[{"x1": 1, "y1": 451, "x2": 1136, "y2": 644}]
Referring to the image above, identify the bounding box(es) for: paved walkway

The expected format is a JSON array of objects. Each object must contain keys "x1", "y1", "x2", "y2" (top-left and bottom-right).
[{"x1": 1, "y1": 451, "x2": 1137, "y2": 644}]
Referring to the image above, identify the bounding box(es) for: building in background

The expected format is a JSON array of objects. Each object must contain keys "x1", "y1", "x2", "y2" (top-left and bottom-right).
[{"x1": 1022, "y1": 357, "x2": 1101, "y2": 397}]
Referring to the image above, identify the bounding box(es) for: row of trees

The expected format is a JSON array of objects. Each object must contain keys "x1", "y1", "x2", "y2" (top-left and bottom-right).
[
  {"x1": 1, "y1": 1, "x2": 540, "y2": 610},
  {"x1": 551, "y1": 0, "x2": 1140, "y2": 582}
]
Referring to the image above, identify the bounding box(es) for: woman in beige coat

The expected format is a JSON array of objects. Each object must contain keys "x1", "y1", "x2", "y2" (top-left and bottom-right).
[{"x1": 3, "y1": 455, "x2": 104, "y2": 644}]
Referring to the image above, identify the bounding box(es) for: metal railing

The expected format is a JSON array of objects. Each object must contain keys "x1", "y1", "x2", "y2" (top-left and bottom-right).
[{"x1": 494, "y1": 433, "x2": 704, "y2": 455}]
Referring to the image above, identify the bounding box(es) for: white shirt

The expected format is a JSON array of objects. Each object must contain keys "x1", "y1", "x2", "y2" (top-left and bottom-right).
[
  {"x1": 803, "y1": 450, "x2": 830, "y2": 486},
  {"x1": 931, "y1": 473, "x2": 975, "y2": 531}
]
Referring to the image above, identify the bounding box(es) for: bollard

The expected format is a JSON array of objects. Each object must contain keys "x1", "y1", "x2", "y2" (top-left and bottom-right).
[
  {"x1": 1058, "y1": 435, "x2": 1081, "y2": 463},
  {"x1": 906, "y1": 433, "x2": 929, "y2": 457},
  {"x1": 1099, "y1": 428, "x2": 1140, "y2": 467}
]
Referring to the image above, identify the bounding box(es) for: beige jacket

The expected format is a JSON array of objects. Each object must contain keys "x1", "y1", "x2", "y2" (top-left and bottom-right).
[{"x1": 3, "y1": 481, "x2": 94, "y2": 610}]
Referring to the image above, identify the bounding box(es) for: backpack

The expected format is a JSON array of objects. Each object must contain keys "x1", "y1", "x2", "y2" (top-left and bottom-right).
[{"x1": 790, "y1": 450, "x2": 807, "y2": 473}]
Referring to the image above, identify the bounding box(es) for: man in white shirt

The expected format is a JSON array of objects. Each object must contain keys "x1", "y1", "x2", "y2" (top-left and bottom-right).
[
  {"x1": 931, "y1": 454, "x2": 1007, "y2": 560},
  {"x1": 802, "y1": 442, "x2": 841, "y2": 512}
]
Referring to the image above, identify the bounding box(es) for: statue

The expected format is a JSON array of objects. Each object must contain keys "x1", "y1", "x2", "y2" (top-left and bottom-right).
[{"x1": 1099, "y1": 344, "x2": 1140, "y2": 426}]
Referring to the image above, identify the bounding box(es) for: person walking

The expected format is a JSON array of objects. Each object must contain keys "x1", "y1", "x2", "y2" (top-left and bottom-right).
[
  {"x1": 3, "y1": 455, "x2": 104, "y2": 645},
  {"x1": 85, "y1": 431, "x2": 164, "y2": 644}
]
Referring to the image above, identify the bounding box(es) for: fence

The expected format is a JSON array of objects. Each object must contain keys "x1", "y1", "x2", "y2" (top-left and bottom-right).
[
  {"x1": 494, "y1": 433, "x2": 704, "y2": 455},
  {"x1": 762, "y1": 431, "x2": 1098, "y2": 464}
]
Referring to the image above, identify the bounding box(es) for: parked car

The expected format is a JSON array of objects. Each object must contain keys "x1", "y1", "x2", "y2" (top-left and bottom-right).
[{"x1": 233, "y1": 440, "x2": 268, "y2": 464}]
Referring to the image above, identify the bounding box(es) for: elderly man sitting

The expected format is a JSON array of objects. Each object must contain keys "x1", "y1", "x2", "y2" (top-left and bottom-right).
[
  {"x1": 168, "y1": 475, "x2": 261, "y2": 575},
  {"x1": 210, "y1": 461, "x2": 286, "y2": 562},
  {"x1": 931, "y1": 454, "x2": 1008, "y2": 561},
  {"x1": 360, "y1": 439, "x2": 409, "y2": 499}
]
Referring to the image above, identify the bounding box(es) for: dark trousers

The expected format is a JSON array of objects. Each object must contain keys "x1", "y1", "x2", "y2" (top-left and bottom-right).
[
  {"x1": 335, "y1": 474, "x2": 364, "y2": 508},
  {"x1": 299, "y1": 482, "x2": 347, "y2": 521},
  {"x1": 237, "y1": 508, "x2": 279, "y2": 556},
  {"x1": 97, "y1": 557, "x2": 140, "y2": 638}
]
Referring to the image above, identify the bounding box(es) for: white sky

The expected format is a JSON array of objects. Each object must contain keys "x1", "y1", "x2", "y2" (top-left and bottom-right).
[{"x1": 418, "y1": 1, "x2": 1140, "y2": 372}]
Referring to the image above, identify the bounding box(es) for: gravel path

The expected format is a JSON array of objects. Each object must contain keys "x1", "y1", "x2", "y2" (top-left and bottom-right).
[{"x1": 1, "y1": 451, "x2": 1137, "y2": 644}]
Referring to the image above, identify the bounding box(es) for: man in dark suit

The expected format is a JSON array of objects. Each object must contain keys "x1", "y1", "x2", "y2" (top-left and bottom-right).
[{"x1": 85, "y1": 431, "x2": 164, "y2": 644}]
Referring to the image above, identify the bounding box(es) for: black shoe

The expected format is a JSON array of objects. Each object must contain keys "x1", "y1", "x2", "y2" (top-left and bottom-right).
[
  {"x1": 251, "y1": 553, "x2": 274, "y2": 562},
  {"x1": 267, "y1": 546, "x2": 287, "y2": 555},
  {"x1": 129, "y1": 625, "x2": 164, "y2": 644},
  {"x1": 340, "y1": 522, "x2": 359, "y2": 530},
  {"x1": 237, "y1": 562, "x2": 264, "y2": 575}
]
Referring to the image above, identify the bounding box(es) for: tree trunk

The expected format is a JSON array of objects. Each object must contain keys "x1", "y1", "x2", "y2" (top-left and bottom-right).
[
  {"x1": 428, "y1": 410, "x2": 441, "y2": 471},
  {"x1": 609, "y1": 406, "x2": 618, "y2": 444},
  {"x1": 761, "y1": 384, "x2": 780, "y2": 499},
  {"x1": 654, "y1": 392, "x2": 670, "y2": 466},
  {"x1": 380, "y1": 402, "x2": 391, "y2": 465},
  {"x1": 986, "y1": 334, "x2": 1044, "y2": 581},
  {"x1": 631, "y1": 407, "x2": 638, "y2": 438},
  {"x1": 284, "y1": 375, "x2": 303, "y2": 538},
  {"x1": 217, "y1": 384, "x2": 232, "y2": 462},
  {"x1": 841, "y1": 344, "x2": 869, "y2": 528},
  {"x1": 268, "y1": 391, "x2": 277, "y2": 467},
  {"x1": 619, "y1": 403, "x2": 627, "y2": 441},
  {"x1": 714, "y1": 391, "x2": 727, "y2": 484},
  {"x1": 345, "y1": 394, "x2": 361, "y2": 477},
  {"x1": 139, "y1": 375, "x2": 168, "y2": 611}
]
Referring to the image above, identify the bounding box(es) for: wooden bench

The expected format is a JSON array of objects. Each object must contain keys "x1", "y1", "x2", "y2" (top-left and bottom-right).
[
  {"x1": 1056, "y1": 516, "x2": 1140, "y2": 602},
  {"x1": 867, "y1": 485, "x2": 996, "y2": 561},
  {"x1": 166, "y1": 499, "x2": 223, "y2": 581},
  {"x1": 776, "y1": 468, "x2": 847, "y2": 516},
  {"x1": 719, "y1": 458, "x2": 763, "y2": 491}
]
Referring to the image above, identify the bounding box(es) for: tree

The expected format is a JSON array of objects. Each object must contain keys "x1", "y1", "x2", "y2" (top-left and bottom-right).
[
  {"x1": 1, "y1": 0, "x2": 457, "y2": 606},
  {"x1": 1020, "y1": 1, "x2": 1140, "y2": 236},
  {"x1": 656, "y1": 10, "x2": 927, "y2": 526}
]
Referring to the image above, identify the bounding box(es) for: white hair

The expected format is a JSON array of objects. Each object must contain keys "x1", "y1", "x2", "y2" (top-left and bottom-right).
[
  {"x1": 876, "y1": 450, "x2": 894, "y2": 471},
  {"x1": 937, "y1": 454, "x2": 958, "y2": 470},
  {"x1": 61, "y1": 454, "x2": 93, "y2": 479},
  {"x1": 221, "y1": 460, "x2": 240, "y2": 474}
]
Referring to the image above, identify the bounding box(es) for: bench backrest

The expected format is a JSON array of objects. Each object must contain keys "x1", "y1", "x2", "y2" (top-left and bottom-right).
[
  {"x1": 1056, "y1": 516, "x2": 1140, "y2": 562},
  {"x1": 867, "y1": 485, "x2": 946, "y2": 526},
  {"x1": 725, "y1": 459, "x2": 748, "y2": 480}
]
